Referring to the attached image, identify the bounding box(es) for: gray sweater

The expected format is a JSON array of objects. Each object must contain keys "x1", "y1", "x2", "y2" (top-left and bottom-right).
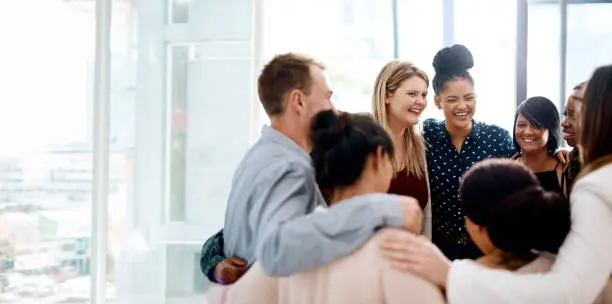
[{"x1": 224, "y1": 125, "x2": 405, "y2": 276}]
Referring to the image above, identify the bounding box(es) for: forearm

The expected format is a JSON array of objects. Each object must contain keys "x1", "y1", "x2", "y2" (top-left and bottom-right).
[
  {"x1": 256, "y1": 193, "x2": 403, "y2": 276},
  {"x1": 200, "y1": 229, "x2": 226, "y2": 282}
]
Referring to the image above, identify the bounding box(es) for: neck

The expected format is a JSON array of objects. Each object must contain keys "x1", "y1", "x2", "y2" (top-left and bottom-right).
[
  {"x1": 388, "y1": 118, "x2": 408, "y2": 167},
  {"x1": 445, "y1": 120, "x2": 472, "y2": 142},
  {"x1": 329, "y1": 182, "x2": 375, "y2": 206},
  {"x1": 520, "y1": 149, "x2": 552, "y2": 172},
  {"x1": 476, "y1": 249, "x2": 533, "y2": 271},
  {"x1": 270, "y1": 115, "x2": 310, "y2": 152}
]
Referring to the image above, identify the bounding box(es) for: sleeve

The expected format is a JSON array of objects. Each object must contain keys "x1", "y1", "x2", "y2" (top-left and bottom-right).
[
  {"x1": 254, "y1": 164, "x2": 405, "y2": 277},
  {"x1": 200, "y1": 229, "x2": 226, "y2": 283},
  {"x1": 446, "y1": 183, "x2": 612, "y2": 304}
]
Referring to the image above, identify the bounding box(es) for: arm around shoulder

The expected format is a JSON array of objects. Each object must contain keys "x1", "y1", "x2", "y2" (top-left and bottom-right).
[
  {"x1": 447, "y1": 175, "x2": 612, "y2": 304},
  {"x1": 200, "y1": 229, "x2": 227, "y2": 282},
  {"x1": 255, "y1": 164, "x2": 408, "y2": 276}
]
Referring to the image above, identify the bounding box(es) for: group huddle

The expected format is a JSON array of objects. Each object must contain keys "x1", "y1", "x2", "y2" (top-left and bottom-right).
[{"x1": 199, "y1": 44, "x2": 612, "y2": 303}]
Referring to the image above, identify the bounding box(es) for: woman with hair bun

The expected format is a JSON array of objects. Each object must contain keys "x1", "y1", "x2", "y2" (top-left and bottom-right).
[
  {"x1": 420, "y1": 44, "x2": 566, "y2": 261},
  {"x1": 460, "y1": 159, "x2": 569, "y2": 273},
  {"x1": 224, "y1": 110, "x2": 444, "y2": 304},
  {"x1": 422, "y1": 44, "x2": 516, "y2": 260}
]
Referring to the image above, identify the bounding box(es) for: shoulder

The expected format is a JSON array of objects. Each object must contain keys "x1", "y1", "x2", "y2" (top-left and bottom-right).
[
  {"x1": 423, "y1": 118, "x2": 443, "y2": 132},
  {"x1": 423, "y1": 118, "x2": 444, "y2": 143},
  {"x1": 477, "y1": 122, "x2": 512, "y2": 140},
  {"x1": 572, "y1": 164, "x2": 612, "y2": 204},
  {"x1": 263, "y1": 160, "x2": 312, "y2": 183}
]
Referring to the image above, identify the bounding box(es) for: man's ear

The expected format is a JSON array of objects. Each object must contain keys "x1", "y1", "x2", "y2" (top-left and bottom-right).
[
  {"x1": 287, "y1": 89, "x2": 303, "y2": 113},
  {"x1": 434, "y1": 95, "x2": 442, "y2": 109}
]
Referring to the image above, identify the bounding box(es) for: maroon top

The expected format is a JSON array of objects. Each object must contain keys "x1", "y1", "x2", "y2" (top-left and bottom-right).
[{"x1": 388, "y1": 168, "x2": 429, "y2": 209}]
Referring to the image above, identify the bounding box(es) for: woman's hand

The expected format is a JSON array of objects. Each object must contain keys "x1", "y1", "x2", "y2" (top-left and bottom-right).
[
  {"x1": 380, "y1": 231, "x2": 451, "y2": 288},
  {"x1": 399, "y1": 196, "x2": 423, "y2": 234},
  {"x1": 214, "y1": 256, "x2": 249, "y2": 285},
  {"x1": 555, "y1": 149, "x2": 570, "y2": 170}
]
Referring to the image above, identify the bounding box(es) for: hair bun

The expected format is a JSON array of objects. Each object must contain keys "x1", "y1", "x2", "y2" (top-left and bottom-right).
[
  {"x1": 432, "y1": 44, "x2": 474, "y2": 74},
  {"x1": 310, "y1": 110, "x2": 352, "y2": 150},
  {"x1": 488, "y1": 185, "x2": 570, "y2": 255}
]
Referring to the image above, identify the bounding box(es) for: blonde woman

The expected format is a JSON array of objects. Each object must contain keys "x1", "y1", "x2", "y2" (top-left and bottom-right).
[{"x1": 372, "y1": 60, "x2": 432, "y2": 238}]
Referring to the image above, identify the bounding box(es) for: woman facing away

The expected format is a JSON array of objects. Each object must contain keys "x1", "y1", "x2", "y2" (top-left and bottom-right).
[
  {"x1": 452, "y1": 158, "x2": 570, "y2": 301},
  {"x1": 372, "y1": 60, "x2": 432, "y2": 237},
  {"x1": 380, "y1": 64, "x2": 612, "y2": 304},
  {"x1": 200, "y1": 59, "x2": 437, "y2": 284},
  {"x1": 220, "y1": 110, "x2": 444, "y2": 304},
  {"x1": 512, "y1": 96, "x2": 568, "y2": 197}
]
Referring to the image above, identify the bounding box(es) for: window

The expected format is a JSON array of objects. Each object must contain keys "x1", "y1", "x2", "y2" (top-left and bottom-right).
[
  {"x1": 455, "y1": 0, "x2": 518, "y2": 131},
  {"x1": 567, "y1": 2, "x2": 612, "y2": 90},
  {"x1": 0, "y1": 0, "x2": 99, "y2": 301},
  {"x1": 258, "y1": 0, "x2": 395, "y2": 127},
  {"x1": 527, "y1": 1, "x2": 562, "y2": 108},
  {"x1": 396, "y1": 0, "x2": 444, "y2": 121},
  {"x1": 3, "y1": 0, "x2": 608, "y2": 302}
]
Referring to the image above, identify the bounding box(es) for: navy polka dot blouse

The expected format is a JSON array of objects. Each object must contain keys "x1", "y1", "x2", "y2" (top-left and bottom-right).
[{"x1": 423, "y1": 118, "x2": 515, "y2": 241}]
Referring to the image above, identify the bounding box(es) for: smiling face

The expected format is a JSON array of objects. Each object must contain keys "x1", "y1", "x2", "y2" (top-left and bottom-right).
[
  {"x1": 435, "y1": 78, "x2": 476, "y2": 130},
  {"x1": 386, "y1": 76, "x2": 428, "y2": 127},
  {"x1": 514, "y1": 113, "x2": 550, "y2": 153},
  {"x1": 561, "y1": 86, "x2": 585, "y2": 147}
]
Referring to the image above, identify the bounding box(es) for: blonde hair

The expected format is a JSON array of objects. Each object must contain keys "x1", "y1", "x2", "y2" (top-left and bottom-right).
[{"x1": 372, "y1": 60, "x2": 429, "y2": 178}]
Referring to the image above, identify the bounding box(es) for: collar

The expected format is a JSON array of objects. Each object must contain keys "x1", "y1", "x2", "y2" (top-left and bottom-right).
[{"x1": 260, "y1": 125, "x2": 311, "y2": 163}]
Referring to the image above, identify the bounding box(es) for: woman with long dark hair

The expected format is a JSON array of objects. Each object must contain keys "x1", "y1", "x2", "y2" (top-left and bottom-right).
[{"x1": 512, "y1": 96, "x2": 567, "y2": 196}]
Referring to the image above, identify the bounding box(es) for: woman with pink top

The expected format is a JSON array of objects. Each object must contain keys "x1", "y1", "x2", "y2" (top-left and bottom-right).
[{"x1": 216, "y1": 110, "x2": 444, "y2": 304}]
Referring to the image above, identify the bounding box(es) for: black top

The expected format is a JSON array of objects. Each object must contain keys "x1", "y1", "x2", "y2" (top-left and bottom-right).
[{"x1": 534, "y1": 160, "x2": 567, "y2": 198}]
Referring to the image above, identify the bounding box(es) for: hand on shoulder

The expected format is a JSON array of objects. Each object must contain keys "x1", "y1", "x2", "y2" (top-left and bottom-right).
[{"x1": 398, "y1": 196, "x2": 423, "y2": 234}]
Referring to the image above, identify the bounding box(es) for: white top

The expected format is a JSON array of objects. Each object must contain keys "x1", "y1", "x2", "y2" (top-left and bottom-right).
[{"x1": 447, "y1": 163, "x2": 612, "y2": 304}]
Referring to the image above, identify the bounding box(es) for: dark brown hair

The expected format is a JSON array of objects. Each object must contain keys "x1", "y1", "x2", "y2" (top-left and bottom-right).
[
  {"x1": 310, "y1": 110, "x2": 394, "y2": 190},
  {"x1": 579, "y1": 64, "x2": 612, "y2": 166},
  {"x1": 257, "y1": 53, "x2": 324, "y2": 116},
  {"x1": 461, "y1": 159, "x2": 570, "y2": 257}
]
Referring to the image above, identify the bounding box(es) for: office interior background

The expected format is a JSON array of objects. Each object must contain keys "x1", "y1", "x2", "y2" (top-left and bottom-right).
[{"x1": 0, "y1": 0, "x2": 610, "y2": 303}]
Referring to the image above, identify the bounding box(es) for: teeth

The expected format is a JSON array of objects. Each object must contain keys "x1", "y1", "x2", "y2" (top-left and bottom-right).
[
  {"x1": 523, "y1": 139, "x2": 535, "y2": 142},
  {"x1": 455, "y1": 112, "x2": 468, "y2": 116}
]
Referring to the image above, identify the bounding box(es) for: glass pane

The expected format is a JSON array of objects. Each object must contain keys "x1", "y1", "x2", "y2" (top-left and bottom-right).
[
  {"x1": 396, "y1": 0, "x2": 444, "y2": 121},
  {"x1": 0, "y1": 0, "x2": 96, "y2": 302},
  {"x1": 261, "y1": 0, "x2": 395, "y2": 118},
  {"x1": 455, "y1": 0, "x2": 518, "y2": 131},
  {"x1": 527, "y1": 2, "x2": 561, "y2": 107},
  {"x1": 168, "y1": 45, "x2": 189, "y2": 223},
  {"x1": 567, "y1": 3, "x2": 612, "y2": 89},
  {"x1": 112, "y1": 0, "x2": 255, "y2": 302}
]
